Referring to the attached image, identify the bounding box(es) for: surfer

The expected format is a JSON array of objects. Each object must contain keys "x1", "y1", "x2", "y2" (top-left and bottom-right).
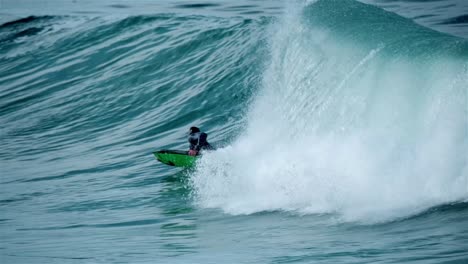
[{"x1": 188, "y1": 126, "x2": 213, "y2": 156}]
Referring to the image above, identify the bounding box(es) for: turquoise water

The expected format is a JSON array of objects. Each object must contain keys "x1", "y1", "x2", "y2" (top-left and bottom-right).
[{"x1": 1, "y1": 0, "x2": 468, "y2": 263}]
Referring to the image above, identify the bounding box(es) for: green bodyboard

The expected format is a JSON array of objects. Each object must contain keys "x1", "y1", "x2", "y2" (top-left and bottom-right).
[{"x1": 153, "y1": 150, "x2": 197, "y2": 168}]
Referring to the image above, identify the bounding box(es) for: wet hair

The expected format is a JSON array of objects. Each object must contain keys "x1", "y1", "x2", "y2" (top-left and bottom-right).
[{"x1": 189, "y1": 126, "x2": 200, "y2": 133}]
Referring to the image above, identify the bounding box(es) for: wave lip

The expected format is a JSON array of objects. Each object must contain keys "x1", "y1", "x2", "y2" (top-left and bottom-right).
[{"x1": 361, "y1": 0, "x2": 468, "y2": 39}]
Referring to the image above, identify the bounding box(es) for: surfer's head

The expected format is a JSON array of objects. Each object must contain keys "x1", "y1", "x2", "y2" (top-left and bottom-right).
[{"x1": 189, "y1": 126, "x2": 200, "y2": 134}]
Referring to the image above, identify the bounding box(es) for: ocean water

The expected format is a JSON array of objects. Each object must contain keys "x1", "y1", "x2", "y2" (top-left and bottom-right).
[{"x1": 1, "y1": 0, "x2": 467, "y2": 263}]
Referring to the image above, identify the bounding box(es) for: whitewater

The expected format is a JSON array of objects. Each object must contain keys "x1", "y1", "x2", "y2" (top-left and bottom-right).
[
  {"x1": 1, "y1": 0, "x2": 467, "y2": 263},
  {"x1": 193, "y1": 1, "x2": 468, "y2": 223}
]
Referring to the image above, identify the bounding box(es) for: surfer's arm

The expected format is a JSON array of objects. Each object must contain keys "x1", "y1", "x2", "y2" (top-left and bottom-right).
[{"x1": 188, "y1": 134, "x2": 200, "y2": 155}]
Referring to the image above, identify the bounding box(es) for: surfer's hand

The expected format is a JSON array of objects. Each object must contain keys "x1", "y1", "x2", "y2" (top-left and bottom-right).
[{"x1": 188, "y1": 150, "x2": 198, "y2": 156}]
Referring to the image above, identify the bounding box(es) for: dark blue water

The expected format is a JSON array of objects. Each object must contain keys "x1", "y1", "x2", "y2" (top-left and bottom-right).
[{"x1": 1, "y1": 0, "x2": 467, "y2": 263}]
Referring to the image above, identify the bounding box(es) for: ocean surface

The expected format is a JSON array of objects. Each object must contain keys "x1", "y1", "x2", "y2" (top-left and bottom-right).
[{"x1": 1, "y1": 0, "x2": 468, "y2": 263}]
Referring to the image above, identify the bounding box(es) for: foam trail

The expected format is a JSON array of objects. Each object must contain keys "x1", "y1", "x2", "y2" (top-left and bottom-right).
[{"x1": 191, "y1": 1, "x2": 468, "y2": 223}]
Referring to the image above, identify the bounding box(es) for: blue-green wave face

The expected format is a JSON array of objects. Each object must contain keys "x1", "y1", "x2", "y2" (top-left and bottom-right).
[
  {"x1": 192, "y1": 0, "x2": 468, "y2": 222},
  {"x1": 0, "y1": 14, "x2": 266, "y2": 160}
]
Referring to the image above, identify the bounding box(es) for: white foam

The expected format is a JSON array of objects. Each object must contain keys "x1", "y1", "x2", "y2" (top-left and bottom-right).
[{"x1": 191, "y1": 3, "x2": 468, "y2": 223}]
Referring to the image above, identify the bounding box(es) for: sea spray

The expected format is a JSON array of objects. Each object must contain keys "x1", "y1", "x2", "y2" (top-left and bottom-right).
[{"x1": 191, "y1": 0, "x2": 468, "y2": 222}]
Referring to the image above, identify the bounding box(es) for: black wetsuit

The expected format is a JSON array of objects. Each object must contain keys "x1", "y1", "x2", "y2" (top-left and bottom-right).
[{"x1": 188, "y1": 132, "x2": 213, "y2": 152}]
